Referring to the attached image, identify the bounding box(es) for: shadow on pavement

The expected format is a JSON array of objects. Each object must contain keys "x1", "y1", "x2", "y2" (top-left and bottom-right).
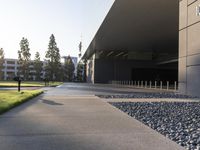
[{"x1": 41, "y1": 99, "x2": 64, "y2": 106}]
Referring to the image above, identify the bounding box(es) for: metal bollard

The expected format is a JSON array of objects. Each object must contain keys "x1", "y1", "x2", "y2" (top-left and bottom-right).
[
  {"x1": 138, "y1": 81, "x2": 140, "y2": 87},
  {"x1": 167, "y1": 81, "x2": 169, "y2": 90},
  {"x1": 160, "y1": 81, "x2": 162, "y2": 90},
  {"x1": 155, "y1": 81, "x2": 157, "y2": 89},
  {"x1": 174, "y1": 81, "x2": 177, "y2": 91},
  {"x1": 150, "y1": 81, "x2": 152, "y2": 89},
  {"x1": 145, "y1": 81, "x2": 147, "y2": 88},
  {"x1": 141, "y1": 81, "x2": 143, "y2": 88}
]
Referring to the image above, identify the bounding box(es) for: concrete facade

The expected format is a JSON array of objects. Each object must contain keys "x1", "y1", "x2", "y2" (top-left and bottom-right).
[
  {"x1": 179, "y1": 0, "x2": 200, "y2": 96},
  {"x1": 82, "y1": 0, "x2": 200, "y2": 96}
]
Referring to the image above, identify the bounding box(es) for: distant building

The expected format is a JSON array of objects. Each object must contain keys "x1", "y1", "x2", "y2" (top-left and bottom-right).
[
  {"x1": 2, "y1": 56, "x2": 78, "y2": 81},
  {"x1": 2, "y1": 59, "x2": 18, "y2": 80},
  {"x1": 62, "y1": 56, "x2": 78, "y2": 76},
  {"x1": 2, "y1": 58, "x2": 46, "y2": 80}
]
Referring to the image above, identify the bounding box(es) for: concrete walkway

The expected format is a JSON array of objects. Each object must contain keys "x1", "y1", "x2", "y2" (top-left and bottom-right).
[{"x1": 0, "y1": 83, "x2": 185, "y2": 150}]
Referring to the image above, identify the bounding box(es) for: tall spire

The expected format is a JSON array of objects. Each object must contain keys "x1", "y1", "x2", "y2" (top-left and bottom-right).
[{"x1": 78, "y1": 34, "x2": 83, "y2": 58}]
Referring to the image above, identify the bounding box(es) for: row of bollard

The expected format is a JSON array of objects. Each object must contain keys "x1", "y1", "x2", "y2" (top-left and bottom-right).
[{"x1": 110, "y1": 80, "x2": 178, "y2": 91}]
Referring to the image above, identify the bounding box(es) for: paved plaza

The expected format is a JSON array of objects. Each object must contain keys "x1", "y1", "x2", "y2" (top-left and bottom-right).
[{"x1": 0, "y1": 83, "x2": 185, "y2": 150}]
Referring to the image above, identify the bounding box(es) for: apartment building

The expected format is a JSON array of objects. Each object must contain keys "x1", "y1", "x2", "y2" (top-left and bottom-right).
[
  {"x1": 2, "y1": 58, "x2": 46, "y2": 80},
  {"x1": 2, "y1": 56, "x2": 78, "y2": 81}
]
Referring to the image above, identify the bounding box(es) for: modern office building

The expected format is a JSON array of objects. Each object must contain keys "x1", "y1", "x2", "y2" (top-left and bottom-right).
[
  {"x1": 179, "y1": 0, "x2": 200, "y2": 96},
  {"x1": 82, "y1": 0, "x2": 179, "y2": 84},
  {"x1": 82, "y1": 0, "x2": 200, "y2": 96}
]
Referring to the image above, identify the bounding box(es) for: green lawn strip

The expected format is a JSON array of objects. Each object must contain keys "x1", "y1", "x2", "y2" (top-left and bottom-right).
[
  {"x1": 0, "y1": 81, "x2": 63, "y2": 87},
  {"x1": 48, "y1": 82, "x2": 63, "y2": 87},
  {"x1": 0, "y1": 90, "x2": 43, "y2": 114}
]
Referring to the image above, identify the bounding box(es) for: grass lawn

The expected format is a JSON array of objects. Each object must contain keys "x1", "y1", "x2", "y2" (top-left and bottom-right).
[
  {"x1": 0, "y1": 90, "x2": 43, "y2": 114},
  {"x1": 0, "y1": 81, "x2": 63, "y2": 87}
]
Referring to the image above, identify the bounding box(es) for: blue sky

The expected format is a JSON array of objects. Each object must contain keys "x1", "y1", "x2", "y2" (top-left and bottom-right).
[{"x1": 0, "y1": 0, "x2": 114, "y2": 60}]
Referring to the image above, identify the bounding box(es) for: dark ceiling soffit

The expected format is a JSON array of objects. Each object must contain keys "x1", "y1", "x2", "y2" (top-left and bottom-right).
[{"x1": 82, "y1": 0, "x2": 178, "y2": 60}]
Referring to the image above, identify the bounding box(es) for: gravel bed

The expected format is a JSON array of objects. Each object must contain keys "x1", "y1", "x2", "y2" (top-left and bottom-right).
[
  {"x1": 97, "y1": 92, "x2": 199, "y2": 99},
  {"x1": 110, "y1": 102, "x2": 200, "y2": 150}
]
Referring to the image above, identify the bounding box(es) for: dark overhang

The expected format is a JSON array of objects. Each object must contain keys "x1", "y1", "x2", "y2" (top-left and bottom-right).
[{"x1": 82, "y1": 0, "x2": 179, "y2": 60}]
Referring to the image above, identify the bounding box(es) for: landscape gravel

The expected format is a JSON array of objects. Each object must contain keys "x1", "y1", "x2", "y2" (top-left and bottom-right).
[
  {"x1": 110, "y1": 101, "x2": 200, "y2": 150},
  {"x1": 97, "y1": 92, "x2": 199, "y2": 99}
]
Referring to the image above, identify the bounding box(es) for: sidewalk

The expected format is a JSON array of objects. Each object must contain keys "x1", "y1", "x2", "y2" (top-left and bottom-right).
[{"x1": 0, "y1": 92, "x2": 185, "y2": 150}]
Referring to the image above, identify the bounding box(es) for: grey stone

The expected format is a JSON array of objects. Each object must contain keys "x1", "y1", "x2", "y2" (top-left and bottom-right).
[{"x1": 110, "y1": 101, "x2": 200, "y2": 150}]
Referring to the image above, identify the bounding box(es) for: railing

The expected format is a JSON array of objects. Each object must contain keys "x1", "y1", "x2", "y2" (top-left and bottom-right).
[{"x1": 109, "y1": 80, "x2": 178, "y2": 91}]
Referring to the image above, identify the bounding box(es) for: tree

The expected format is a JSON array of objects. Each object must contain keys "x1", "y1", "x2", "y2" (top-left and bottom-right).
[
  {"x1": 0, "y1": 48, "x2": 4, "y2": 80},
  {"x1": 18, "y1": 37, "x2": 31, "y2": 80},
  {"x1": 76, "y1": 61, "x2": 84, "y2": 82},
  {"x1": 34, "y1": 52, "x2": 43, "y2": 81},
  {"x1": 64, "y1": 56, "x2": 75, "y2": 82},
  {"x1": 45, "y1": 34, "x2": 61, "y2": 81}
]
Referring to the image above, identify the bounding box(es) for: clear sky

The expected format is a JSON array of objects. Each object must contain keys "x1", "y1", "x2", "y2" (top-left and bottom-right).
[{"x1": 0, "y1": 0, "x2": 114, "y2": 60}]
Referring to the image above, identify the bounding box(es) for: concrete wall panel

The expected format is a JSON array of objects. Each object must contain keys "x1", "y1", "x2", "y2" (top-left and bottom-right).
[
  {"x1": 179, "y1": 0, "x2": 188, "y2": 30},
  {"x1": 188, "y1": 0, "x2": 200, "y2": 25},
  {"x1": 187, "y1": 65, "x2": 200, "y2": 96},
  {"x1": 179, "y1": 82, "x2": 187, "y2": 94},
  {"x1": 86, "y1": 54, "x2": 95, "y2": 83},
  {"x1": 179, "y1": 57, "x2": 187, "y2": 82},
  {"x1": 188, "y1": 22, "x2": 200, "y2": 55},
  {"x1": 179, "y1": 29, "x2": 187, "y2": 57},
  {"x1": 187, "y1": 53, "x2": 200, "y2": 66}
]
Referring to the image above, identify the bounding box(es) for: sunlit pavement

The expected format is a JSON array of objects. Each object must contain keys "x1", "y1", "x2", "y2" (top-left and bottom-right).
[{"x1": 0, "y1": 83, "x2": 185, "y2": 150}]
